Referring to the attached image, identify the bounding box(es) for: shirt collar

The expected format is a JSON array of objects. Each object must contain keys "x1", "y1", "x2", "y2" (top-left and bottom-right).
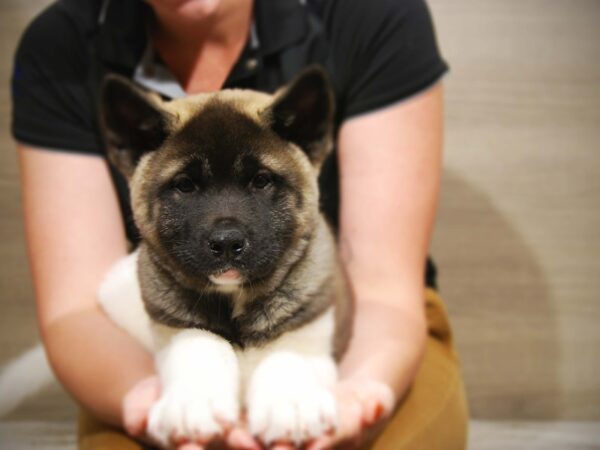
[{"x1": 95, "y1": 0, "x2": 309, "y2": 70}]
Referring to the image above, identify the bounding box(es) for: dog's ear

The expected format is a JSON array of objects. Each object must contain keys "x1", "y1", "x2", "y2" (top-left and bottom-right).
[
  {"x1": 265, "y1": 66, "x2": 335, "y2": 166},
  {"x1": 100, "y1": 74, "x2": 174, "y2": 178}
]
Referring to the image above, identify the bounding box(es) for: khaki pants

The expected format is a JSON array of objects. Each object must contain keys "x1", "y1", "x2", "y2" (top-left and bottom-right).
[{"x1": 78, "y1": 289, "x2": 468, "y2": 450}]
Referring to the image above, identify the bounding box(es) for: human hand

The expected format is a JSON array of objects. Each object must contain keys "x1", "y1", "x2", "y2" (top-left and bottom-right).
[
  {"x1": 259, "y1": 379, "x2": 395, "y2": 450},
  {"x1": 304, "y1": 379, "x2": 396, "y2": 450},
  {"x1": 122, "y1": 375, "x2": 261, "y2": 450}
]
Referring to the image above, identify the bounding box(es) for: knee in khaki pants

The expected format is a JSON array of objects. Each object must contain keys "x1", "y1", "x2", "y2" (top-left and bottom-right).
[
  {"x1": 78, "y1": 289, "x2": 468, "y2": 450},
  {"x1": 78, "y1": 413, "x2": 145, "y2": 450}
]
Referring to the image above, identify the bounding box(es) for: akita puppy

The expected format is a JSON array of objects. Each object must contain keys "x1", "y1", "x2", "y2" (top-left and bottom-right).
[{"x1": 96, "y1": 67, "x2": 392, "y2": 447}]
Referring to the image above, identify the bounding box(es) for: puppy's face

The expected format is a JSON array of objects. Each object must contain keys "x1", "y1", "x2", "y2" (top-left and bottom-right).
[{"x1": 101, "y1": 68, "x2": 334, "y2": 293}]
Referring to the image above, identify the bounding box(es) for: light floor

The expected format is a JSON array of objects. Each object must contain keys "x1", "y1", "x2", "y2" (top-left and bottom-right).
[{"x1": 2, "y1": 418, "x2": 600, "y2": 450}]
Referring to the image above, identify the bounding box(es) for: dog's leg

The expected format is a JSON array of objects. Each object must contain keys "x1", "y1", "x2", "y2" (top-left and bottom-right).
[
  {"x1": 242, "y1": 308, "x2": 338, "y2": 446},
  {"x1": 147, "y1": 327, "x2": 240, "y2": 447}
]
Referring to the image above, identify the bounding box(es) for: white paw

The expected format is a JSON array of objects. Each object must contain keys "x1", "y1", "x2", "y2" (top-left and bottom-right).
[
  {"x1": 147, "y1": 384, "x2": 238, "y2": 446},
  {"x1": 148, "y1": 329, "x2": 240, "y2": 446},
  {"x1": 247, "y1": 352, "x2": 337, "y2": 445}
]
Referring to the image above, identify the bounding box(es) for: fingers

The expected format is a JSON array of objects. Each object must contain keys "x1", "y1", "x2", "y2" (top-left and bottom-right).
[
  {"x1": 306, "y1": 438, "x2": 330, "y2": 450},
  {"x1": 351, "y1": 380, "x2": 395, "y2": 426},
  {"x1": 306, "y1": 395, "x2": 362, "y2": 450},
  {"x1": 177, "y1": 444, "x2": 204, "y2": 450},
  {"x1": 306, "y1": 380, "x2": 395, "y2": 450},
  {"x1": 122, "y1": 375, "x2": 161, "y2": 437},
  {"x1": 362, "y1": 399, "x2": 385, "y2": 426},
  {"x1": 270, "y1": 443, "x2": 295, "y2": 450},
  {"x1": 226, "y1": 426, "x2": 262, "y2": 450}
]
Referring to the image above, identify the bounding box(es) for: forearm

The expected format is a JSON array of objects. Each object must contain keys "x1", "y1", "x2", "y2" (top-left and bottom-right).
[
  {"x1": 42, "y1": 304, "x2": 155, "y2": 426},
  {"x1": 338, "y1": 291, "x2": 427, "y2": 401},
  {"x1": 336, "y1": 84, "x2": 443, "y2": 404},
  {"x1": 17, "y1": 147, "x2": 157, "y2": 425}
]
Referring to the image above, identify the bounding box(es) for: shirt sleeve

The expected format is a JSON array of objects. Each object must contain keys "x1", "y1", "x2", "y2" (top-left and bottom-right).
[
  {"x1": 11, "y1": 3, "x2": 103, "y2": 154},
  {"x1": 324, "y1": 0, "x2": 448, "y2": 119}
]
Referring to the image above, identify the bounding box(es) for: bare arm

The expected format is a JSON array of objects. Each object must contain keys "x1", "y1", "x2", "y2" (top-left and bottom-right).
[
  {"x1": 337, "y1": 82, "x2": 444, "y2": 398},
  {"x1": 18, "y1": 146, "x2": 155, "y2": 426}
]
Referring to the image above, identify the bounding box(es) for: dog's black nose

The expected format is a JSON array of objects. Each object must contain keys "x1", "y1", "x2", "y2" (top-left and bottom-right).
[{"x1": 208, "y1": 227, "x2": 247, "y2": 258}]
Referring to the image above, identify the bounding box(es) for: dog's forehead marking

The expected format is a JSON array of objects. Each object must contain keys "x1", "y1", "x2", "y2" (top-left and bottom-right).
[
  {"x1": 165, "y1": 98, "x2": 303, "y2": 178},
  {"x1": 182, "y1": 101, "x2": 264, "y2": 179},
  {"x1": 140, "y1": 90, "x2": 314, "y2": 189}
]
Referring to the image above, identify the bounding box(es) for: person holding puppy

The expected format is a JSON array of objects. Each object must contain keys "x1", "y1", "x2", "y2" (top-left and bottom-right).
[{"x1": 12, "y1": 0, "x2": 468, "y2": 449}]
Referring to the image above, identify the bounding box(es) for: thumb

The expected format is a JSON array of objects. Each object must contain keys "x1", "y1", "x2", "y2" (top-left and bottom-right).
[{"x1": 122, "y1": 375, "x2": 161, "y2": 437}]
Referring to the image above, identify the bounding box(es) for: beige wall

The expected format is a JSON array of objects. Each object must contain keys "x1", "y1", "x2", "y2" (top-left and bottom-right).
[
  {"x1": 0, "y1": 1, "x2": 44, "y2": 358},
  {"x1": 1, "y1": 0, "x2": 599, "y2": 421},
  {"x1": 428, "y1": 0, "x2": 600, "y2": 419}
]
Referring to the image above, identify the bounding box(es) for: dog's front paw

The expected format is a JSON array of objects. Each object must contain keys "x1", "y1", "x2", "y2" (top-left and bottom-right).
[
  {"x1": 247, "y1": 352, "x2": 337, "y2": 446},
  {"x1": 147, "y1": 384, "x2": 239, "y2": 447}
]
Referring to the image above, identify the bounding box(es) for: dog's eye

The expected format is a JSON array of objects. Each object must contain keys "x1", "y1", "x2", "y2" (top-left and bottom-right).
[
  {"x1": 172, "y1": 175, "x2": 196, "y2": 193},
  {"x1": 251, "y1": 173, "x2": 272, "y2": 189}
]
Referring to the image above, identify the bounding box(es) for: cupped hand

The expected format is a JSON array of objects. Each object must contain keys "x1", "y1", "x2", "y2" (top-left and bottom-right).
[
  {"x1": 122, "y1": 375, "x2": 261, "y2": 450},
  {"x1": 260, "y1": 379, "x2": 395, "y2": 450},
  {"x1": 303, "y1": 379, "x2": 396, "y2": 450}
]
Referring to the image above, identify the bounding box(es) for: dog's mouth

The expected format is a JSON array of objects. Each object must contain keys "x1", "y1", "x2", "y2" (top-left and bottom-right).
[{"x1": 208, "y1": 269, "x2": 244, "y2": 287}]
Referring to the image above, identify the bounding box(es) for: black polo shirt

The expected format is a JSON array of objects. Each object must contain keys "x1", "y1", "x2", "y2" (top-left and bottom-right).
[{"x1": 11, "y1": 0, "x2": 447, "y2": 288}]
